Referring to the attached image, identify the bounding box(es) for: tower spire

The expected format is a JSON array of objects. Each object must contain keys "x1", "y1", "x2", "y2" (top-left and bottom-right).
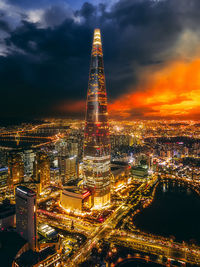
[
  {"x1": 92, "y1": 28, "x2": 103, "y2": 58},
  {"x1": 93, "y1": 28, "x2": 101, "y2": 45}
]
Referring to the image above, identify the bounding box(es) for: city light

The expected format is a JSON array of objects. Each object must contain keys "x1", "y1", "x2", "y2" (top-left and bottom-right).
[{"x1": 0, "y1": 19, "x2": 200, "y2": 267}]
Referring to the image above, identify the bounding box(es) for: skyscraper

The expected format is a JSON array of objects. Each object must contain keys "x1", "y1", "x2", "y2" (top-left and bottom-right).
[
  {"x1": 57, "y1": 138, "x2": 79, "y2": 184},
  {"x1": 23, "y1": 149, "x2": 35, "y2": 179},
  {"x1": 15, "y1": 186, "x2": 37, "y2": 250},
  {"x1": 83, "y1": 29, "x2": 111, "y2": 208},
  {"x1": 33, "y1": 151, "x2": 50, "y2": 193},
  {"x1": 8, "y1": 152, "x2": 24, "y2": 188}
]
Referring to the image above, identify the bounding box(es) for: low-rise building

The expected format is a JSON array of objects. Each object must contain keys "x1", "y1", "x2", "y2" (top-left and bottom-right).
[{"x1": 61, "y1": 187, "x2": 91, "y2": 211}]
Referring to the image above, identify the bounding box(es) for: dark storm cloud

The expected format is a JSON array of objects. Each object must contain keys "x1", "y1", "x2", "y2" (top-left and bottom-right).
[
  {"x1": 0, "y1": 19, "x2": 92, "y2": 119},
  {"x1": 0, "y1": 19, "x2": 10, "y2": 32},
  {"x1": 5, "y1": 0, "x2": 88, "y2": 12},
  {"x1": 1, "y1": 0, "x2": 200, "y2": 120},
  {"x1": 80, "y1": 2, "x2": 96, "y2": 19},
  {"x1": 6, "y1": 0, "x2": 65, "y2": 9},
  {"x1": 43, "y1": 5, "x2": 74, "y2": 27}
]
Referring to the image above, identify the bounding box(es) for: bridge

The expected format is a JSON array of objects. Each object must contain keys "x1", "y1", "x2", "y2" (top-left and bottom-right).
[
  {"x1": 0, "y1": 132, "x2": 60, "y2": 148},
  {"x1": 107, "y1": 230, "x2": 200, "y2": 266},
  {"x1": 0, "y1": 123, "x2": 63, "y2": 148}
]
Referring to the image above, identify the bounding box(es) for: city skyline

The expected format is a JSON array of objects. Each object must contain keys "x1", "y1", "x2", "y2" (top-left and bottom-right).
[
  {"x1": 1, "y1": 2, "x2": 200, "y2": 266},
  {"x1": 0, "y1": 0, "x2": 200, "y2": 122}
]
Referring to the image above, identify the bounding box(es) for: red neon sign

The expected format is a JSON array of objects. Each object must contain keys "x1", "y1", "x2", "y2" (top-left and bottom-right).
[{"x1": 83, "y1": 191, "x2": 90, "y2": 198}]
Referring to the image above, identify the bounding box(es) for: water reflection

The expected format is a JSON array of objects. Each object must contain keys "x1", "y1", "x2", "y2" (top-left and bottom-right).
[{"x1": 134, "y1": 181, "x2": 200, "y2": 244}]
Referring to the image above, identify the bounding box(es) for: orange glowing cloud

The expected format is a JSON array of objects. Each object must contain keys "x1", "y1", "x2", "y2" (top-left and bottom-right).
[
  {"x1": 109, "y1": 58, "x2": 200, "y2": 119},
  {"x1": 55, "y1": 58, "x2": 200, "y2": 120},
  {"x1": 54, "y1": 99, "x2": 85, "y2": 116}
]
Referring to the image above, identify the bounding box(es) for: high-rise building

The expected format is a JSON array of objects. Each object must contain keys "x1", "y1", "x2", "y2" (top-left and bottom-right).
[
  {"x1": 65, "y1": 141, "x2": 79, "y2": 183},
  {"x1": 59, "y1": 156, "x2": 78, "y2": 184},
  {"x1": 56, "y1": 138, "x2": 69, "y2": 182},
  {"x1": 33, "y1": 152, "x2": 50, "y2": 193},
  {"x1": 56, "y1": 139, "x2": 68, "y2": 158},
  {"x1": 15, "y1": 186, "x2": 37, "y2": 250},
  {"x1": 69, "y1": 141, "x2": 79, "y2": 157},
  {"x1": 65, "y1": 156, "x2": 78, "y2": 181},
  {"x1": 57, "y1": 137, "x2": 79, "y2": 184},
  {"x1": 50, "y1": 167, "x2": 60, "y2": 185},
  {"x1": 8, "y1": 152, "x2": 24, "y2": 188},
  {"x1": 69, "y1": 129, "x2": 84, "y2": 160},
  {"x1": 23, "y1": 149, "x2": 35, "y2": 179},
  {"x1": 0, "y1": 149, "x2": 7, "y2": 168},
  {"x1": 83, "y1": 29, "x2": 111, "y2": 208}
]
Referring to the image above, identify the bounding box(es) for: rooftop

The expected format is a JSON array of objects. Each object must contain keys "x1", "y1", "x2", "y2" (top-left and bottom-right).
[
  {"x1": 62, "y1": 187, "x2": 90, "y2": 199},
  {"x1": 16, "y1": 186, "x2": 36, "y2": 197}
]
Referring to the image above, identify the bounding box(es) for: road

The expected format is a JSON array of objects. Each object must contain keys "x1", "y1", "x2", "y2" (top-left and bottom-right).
[{"x1": 68, "y1": 182, "x2": 155, "y2": 266}]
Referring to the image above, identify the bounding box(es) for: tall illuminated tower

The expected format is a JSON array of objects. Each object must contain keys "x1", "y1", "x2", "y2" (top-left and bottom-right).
[{"x1": 83, "y1": 29, "x2": 111, "y2": 208}]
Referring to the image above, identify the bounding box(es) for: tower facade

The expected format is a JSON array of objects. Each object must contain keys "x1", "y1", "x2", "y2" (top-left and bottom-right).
[{"x1": 83, "y1": 29, "x2": 111, "y2": 208}]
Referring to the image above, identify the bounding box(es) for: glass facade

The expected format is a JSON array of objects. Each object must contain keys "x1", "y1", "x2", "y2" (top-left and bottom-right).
[{"x1": 83, "y1": 29, "x2": 111, "y2": 208}]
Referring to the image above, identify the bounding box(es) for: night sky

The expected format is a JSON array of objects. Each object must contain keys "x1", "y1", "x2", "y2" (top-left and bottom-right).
[{"x1": 1, "y1": 0, "x2": 200, "y2": 122}]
